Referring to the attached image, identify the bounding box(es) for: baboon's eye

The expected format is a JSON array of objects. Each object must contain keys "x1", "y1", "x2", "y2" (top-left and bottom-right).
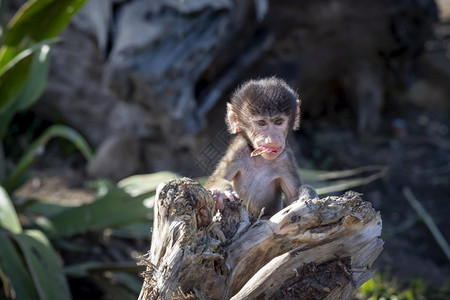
[
  {"x1": 257, "y1": 120, "x2": 267, "y2": 127},
  {"x1": 274, "y1": 119, "x2": 284, "y2": 126}
]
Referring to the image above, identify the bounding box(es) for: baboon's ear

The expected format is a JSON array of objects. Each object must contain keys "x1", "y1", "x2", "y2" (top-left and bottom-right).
[{"x1": 226, "y1": 103, "x2": 241, "y2": 134}]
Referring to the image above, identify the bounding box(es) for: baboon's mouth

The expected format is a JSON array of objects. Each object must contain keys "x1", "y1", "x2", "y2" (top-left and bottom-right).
[{"x1": 250, "y1": 146, "x2": 281, "y2": 157}]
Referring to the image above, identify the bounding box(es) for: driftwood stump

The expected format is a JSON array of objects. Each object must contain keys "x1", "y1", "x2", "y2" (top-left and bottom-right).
[{"x1": 138, "y1": 178, "x2": 383, "y2": 300}]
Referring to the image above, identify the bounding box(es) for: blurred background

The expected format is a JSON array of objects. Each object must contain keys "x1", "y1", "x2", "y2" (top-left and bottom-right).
[{"x1": 1, "y1": 0, "x2": 449, "y2": 299}]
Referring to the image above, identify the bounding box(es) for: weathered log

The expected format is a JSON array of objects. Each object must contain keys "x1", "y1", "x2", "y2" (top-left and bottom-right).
[{"x1": 138, "y1": 178, "x2": 383, "y2": 300}]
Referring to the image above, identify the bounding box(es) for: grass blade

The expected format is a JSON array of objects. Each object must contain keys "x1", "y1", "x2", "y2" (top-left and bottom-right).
[{"x1": 3, "y1": 124, "x2": 93, "y2": 192}]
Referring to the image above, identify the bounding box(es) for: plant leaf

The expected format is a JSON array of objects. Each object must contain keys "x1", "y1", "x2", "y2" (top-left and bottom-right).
[
  {"x1": 118, "y1": 171, "x2": 180, "y2": 196},
  {"x1": 0, "y1": 41, "x2": 54, "y2": 140},
  {"x1": 23, "y1": 201, "x2": 74, "y2": 218},
  {"x1": 0, "y1": 143, "x2": 4, "y2": 183},
  {"x1": 39, "y1": 187, "x2": 154, "y2": 239},
  {"x1": 64, "y1": 261, "x2": 142, "y2": 278},
  {"x1": 2, "y1": 124, "x2": 93, "y2": 192},
  {"x1": 110, "y1": 222, "x2": 151, "y2": 240},
  {"x1": 301, "y1": 166, "x2": 388, "y2": 196},
  {"x1": 0, "y1": 186, "x2": 22, "y2": 233},
  {"x1": 91, "y1": 272, "x2": 138, "y2": 300},
  {"x1": 9, "y1": 229, "x2": 72, "y2": 300},
  {"x1": 26, "y1": 173, "x2": 179, "y2": 239},
  {"x1": 0, "y1": 232, "x2": 40, "y2": 300},
  {"x1": 0, "y1": 48, "x2": 33, "y2": 109},
  {"x1": 4, "y1": 0, "x2": 88, "y2": 47}
]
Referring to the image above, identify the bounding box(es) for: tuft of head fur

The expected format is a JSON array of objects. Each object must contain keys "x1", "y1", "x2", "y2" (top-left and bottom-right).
[{"x1": 227, "y1": 77, "x2": 301, "y2": 133}]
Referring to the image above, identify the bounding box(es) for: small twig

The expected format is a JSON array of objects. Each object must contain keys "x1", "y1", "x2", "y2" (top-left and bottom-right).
[{"x1": 403, "y1": 187, "x2": 450, "y2": 263}]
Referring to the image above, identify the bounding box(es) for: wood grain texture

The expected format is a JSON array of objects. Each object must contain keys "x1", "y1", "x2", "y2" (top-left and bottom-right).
[{"x1": 139, "y1": 178, "x2": 383, "y2": 300}]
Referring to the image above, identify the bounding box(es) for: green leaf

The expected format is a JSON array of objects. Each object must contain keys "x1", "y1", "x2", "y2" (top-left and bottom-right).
[
  {"x1": 26, "y1": 173, "x2": 177, "y2": 239},
  {"x1": 53, "y1": 239, "x2": 92, "y2": 253},
  {"x1": 65, "y1": 261, "x2": 143, "y2": 278},
  {"x1": 0, "y1": 232, "x2": 40, "y2": 300},
  {"x1": 24, "y1": 201, "x2": 74, "y2": 218},
  {"x1": 0, "y1": 186, "x2": 22, "y2": 233},
  {"x1": 0, "y1": 47, "x2": 33, "y2": 109},
  {"x1": 0, "y1": 0, "x2": 7, "y2": 47},
  {"x1": 0, "y1": 0, "x2": 88, "y2": 141},
  {"x1": 301, "y1": 166, "x2": 388, "y2": 196},
  {"x1": 301, "y1": 165, "x2": 388, "y2": 181},
  {"x1": 64, "y1": 261, "x2": 105, "y2": 278},
  {"x1": 65, "y1": 262, "x2": 143, "y2": 299},
  {"x1": 0, "y1": 39, "x2": 56, "y2": 94},
  {"x1": 113, "y1": 272, "x2": 142, "y2": 294},
  {"x1": 3, "y1": 124, "x2": 93, "y2": 192},
  {"x1": 314, "y1": 178, "x2": 374, "y2": 195},
  {"x1": 0, "y1": 143, "x2": 4, "y2": 182},
  {"x1": 40, "y1": 187, "x2": 154, "y2": 239},
  {"x1": 4, "y1": 0, "x2": 88, "y2": 47},
  {"x1": 118, "y1": 171, "x2": 180, "y2": 196},
  {"x1": 91, "y1": 272, "x2": 138, "y2": 300},
  {"x1": 110, "y1": 222, "x2": 151, "y2": 239},
  {"x1": 88, "y1": 266, "x2": 143, "y2": 300},
  {"x1": 11, "y1": 45, "x2": 51, "y2": 112},
  {"x1": 0, "y1": 41, "x2": 54, "y2": 140},
  {"x1": 10, "y1": 230, "x2": 72, "y2": 300}
]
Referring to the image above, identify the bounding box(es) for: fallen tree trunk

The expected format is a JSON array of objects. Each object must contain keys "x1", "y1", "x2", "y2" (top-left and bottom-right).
[{"x1": 138, "y1": 178, "x2": 383, "y2": 300}]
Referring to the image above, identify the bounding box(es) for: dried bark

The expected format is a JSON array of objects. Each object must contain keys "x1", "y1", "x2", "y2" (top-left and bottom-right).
[{"x1": 139, "y1": 178, "x2": 383, "y2": 300}]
